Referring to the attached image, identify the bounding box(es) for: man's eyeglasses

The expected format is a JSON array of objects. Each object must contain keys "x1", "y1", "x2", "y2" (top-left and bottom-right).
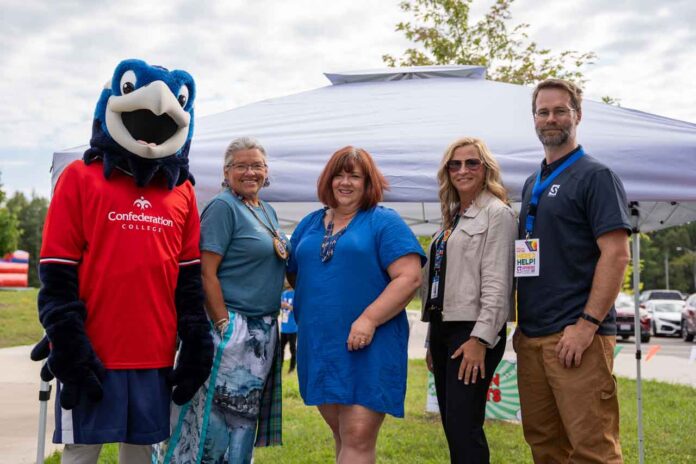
[
  {"x1": 228, "y1": 163, "x2": 267, "y2": 173},
  {"x1": 533, "y1": 107, "x2": 576, "y2": 120},
  {"x1": 447, "y1": 159, "x2": 483, "y2": 172}
]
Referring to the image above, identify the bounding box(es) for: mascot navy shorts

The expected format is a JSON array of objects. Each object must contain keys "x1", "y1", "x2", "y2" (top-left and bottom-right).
[{"x1": 53, "y1": 368, "x2": 172, "y2": 445}]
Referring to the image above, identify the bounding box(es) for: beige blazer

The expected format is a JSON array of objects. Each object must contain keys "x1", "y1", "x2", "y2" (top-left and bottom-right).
[{"x1": 421, "y1": 190, "x2": 517, "y2": 346}]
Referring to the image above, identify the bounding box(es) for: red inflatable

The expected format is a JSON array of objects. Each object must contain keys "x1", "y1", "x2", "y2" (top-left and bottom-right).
[
  {"x1": 0, "y1": 273, "x2": 28, "y2": 287},
  {"x1": 0, "y1": 250, "x2": 29, "y2": 287}
]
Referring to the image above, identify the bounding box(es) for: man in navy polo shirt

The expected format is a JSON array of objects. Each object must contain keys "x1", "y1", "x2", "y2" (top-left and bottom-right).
[{"x1": 515, "y1": 79, "x2": 631, "y2": 463}]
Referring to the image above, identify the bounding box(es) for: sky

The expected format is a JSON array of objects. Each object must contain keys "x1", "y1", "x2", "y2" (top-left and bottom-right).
[{"x1": 1, "y1": 0, "x2": 694, "y2": 198}]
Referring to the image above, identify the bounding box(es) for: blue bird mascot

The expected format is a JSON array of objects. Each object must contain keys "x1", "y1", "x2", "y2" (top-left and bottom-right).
[{"x1": 31, "y1": 59, "x2": 213, "y2": 464}]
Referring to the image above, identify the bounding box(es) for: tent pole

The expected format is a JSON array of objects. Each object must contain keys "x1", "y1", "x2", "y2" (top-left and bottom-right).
[{"x1": 630, "y1": 203, "x2": 644, "y2": 464}]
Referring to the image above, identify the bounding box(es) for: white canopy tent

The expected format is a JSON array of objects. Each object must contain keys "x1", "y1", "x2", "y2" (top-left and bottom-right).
[
  {"x1": 52, "y1": 65, "x2": 696, "y2": 232},
  {"x1": 49, "y1": 66, "x2": 696, "y2": 463}
]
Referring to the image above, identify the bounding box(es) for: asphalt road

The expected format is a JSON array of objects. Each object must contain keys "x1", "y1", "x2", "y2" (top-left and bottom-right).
[{"x1": 615, "y1": 334, "x2": 696, "y2": 359}]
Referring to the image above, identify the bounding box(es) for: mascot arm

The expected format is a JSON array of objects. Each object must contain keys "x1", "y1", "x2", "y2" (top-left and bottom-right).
[
  {"x1": 170, "y1": 262, "x2": 214, "y2": 405},
  {"x1": 34, "y1": 165, "x2": 104, "y2": 410},
  {"x1": 169, "y1": 192, "x2": 213, "y2": 405},
  {"x1": 37, "y1": 263, "x2": 105, "y2": 410}
]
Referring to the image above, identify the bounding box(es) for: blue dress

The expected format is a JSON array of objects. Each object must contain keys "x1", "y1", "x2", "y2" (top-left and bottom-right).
[{"x1": 287, "y1": 206, "x2": 425, "y2": 417}]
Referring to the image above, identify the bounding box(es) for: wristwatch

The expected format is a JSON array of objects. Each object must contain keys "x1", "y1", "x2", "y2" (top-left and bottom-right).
[{"x1": 580, "y1": 312, "x2": 601, "y2": 326}]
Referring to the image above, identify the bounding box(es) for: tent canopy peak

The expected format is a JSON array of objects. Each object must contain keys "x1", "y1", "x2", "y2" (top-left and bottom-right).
[{"x1": 324, "y1": 65, "x2": 486, "y2": 85}]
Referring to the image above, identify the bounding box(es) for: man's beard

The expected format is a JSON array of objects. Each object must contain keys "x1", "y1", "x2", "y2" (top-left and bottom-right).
[{"x1": 536, "y1": 126, "x2": 570, "y2": 147}]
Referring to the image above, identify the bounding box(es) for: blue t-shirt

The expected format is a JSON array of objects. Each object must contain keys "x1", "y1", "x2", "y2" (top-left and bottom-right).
[
  {"x1": 200, "y1": 190, "x2": 289, "y2": 317},
  {"x1": 517, "y1": 149, "x2": 632, "y2": 337},
  {"x1": 280, "y1": 289, "x2": 297, "y2": 333},
  {"x1": 287, "y1": 206, "x2": 425, "y2": 417}
]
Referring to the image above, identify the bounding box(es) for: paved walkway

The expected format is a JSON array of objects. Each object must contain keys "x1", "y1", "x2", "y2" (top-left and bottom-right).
[
  {"x1": 0, "y1": 345, "x2": 60, "y2": 464},
  {"x1": 2, "y1": 314, "x2": 695, "y2": 463},
  {"x1": 407, "y1": 311, "x2": 696, "y2": 386}
]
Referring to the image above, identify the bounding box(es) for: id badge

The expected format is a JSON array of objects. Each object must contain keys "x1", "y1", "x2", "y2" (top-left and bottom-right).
[
  {"x1": 430, "y1": 275, "x2": 440, "y2": 299},
  {"x1": 514, "y1": 239, "x2": 540, "y2": 277},
  {"x1": 281, "y1": 309, "x2": 289, "y2": 323}
]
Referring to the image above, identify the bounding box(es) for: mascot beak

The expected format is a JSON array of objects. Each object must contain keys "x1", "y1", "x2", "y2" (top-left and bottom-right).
[{"x1": 105, "y1": 81, "x2": 191, "y2": 160}]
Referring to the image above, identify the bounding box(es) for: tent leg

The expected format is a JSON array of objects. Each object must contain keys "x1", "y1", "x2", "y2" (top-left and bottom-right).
[
  {"x1": 36, "y1": 363, "x2": 51, "y2": 464},
  {"x1": 631, "y1": 233, "x2": 644, "y2": 464}
]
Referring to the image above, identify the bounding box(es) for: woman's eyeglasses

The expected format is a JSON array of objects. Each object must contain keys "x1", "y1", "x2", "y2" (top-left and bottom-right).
[
  {"x1": 229, "y1": 163, "x2": 267, "y2": 173},
  {"x1": 447, "y1": 159, "x2": 483, "y2": 172}
]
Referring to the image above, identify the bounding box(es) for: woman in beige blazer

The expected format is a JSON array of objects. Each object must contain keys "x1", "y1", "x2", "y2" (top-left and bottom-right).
[{"x1": 422, "y1": 137, "x2": 516, "y2": 464}]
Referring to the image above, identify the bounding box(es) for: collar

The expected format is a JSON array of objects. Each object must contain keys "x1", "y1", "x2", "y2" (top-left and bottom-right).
[{"x1": 541, "y1": 145, "x2": 582, "y2": 178}]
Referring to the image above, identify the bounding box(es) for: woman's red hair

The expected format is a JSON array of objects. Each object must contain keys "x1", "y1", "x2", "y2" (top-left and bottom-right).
[{"x1": 317, "y1": 146, "x2": 389, "y2": 209}]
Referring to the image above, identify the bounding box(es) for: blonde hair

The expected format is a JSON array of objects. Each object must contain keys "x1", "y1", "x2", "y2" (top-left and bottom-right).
[{"x1": 437, "y1": 137, "x2": 509, "y2": 230}]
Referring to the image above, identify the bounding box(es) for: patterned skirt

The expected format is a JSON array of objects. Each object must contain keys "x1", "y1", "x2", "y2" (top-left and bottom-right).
[{"x1": 158, "y1": 312, "x2": 281, "y2": 464}]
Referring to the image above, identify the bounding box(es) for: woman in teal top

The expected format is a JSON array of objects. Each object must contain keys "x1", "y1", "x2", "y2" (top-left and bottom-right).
[
  {"x1": 166, "y1": 137, "x2": 288, "y2": 464},
  {"x1": 287, "y1": 146, "x2": 425, "y2": 464}
]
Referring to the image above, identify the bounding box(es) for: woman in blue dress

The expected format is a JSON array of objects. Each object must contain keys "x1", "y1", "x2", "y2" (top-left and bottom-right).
[{"x1": 287, "y1": 146, "x2": 425, "y2": 464}]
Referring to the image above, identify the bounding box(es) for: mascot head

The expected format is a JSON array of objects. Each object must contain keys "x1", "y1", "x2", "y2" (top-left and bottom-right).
[{"x1": 83, "y1": 59, "x2": 196, "y2": 189}]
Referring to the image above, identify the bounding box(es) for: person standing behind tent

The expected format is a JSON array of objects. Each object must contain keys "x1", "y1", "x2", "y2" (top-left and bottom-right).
[
  {"x1": 422, "y1": 137, "x2": 515, "y2": 464},
  {"x1": 280, "y1": 281, "x2": 297, "y2": 373},
  {"x1": 514, "y1": 79, "x2": 631, "y2": 463},
  {"x1": 287, "y1": 146, "x2": 425, "y2": 464},
  {"x1": 166, "y1": 137, "x2": 288, "y2": 464}
]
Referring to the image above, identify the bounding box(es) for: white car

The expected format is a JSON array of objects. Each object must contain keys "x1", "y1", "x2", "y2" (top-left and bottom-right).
[{"x1": 646, "y1": 299, "x2": 686, "y2": 336}]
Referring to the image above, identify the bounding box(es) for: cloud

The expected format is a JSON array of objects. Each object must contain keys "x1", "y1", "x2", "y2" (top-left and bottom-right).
[
  {"x1": 1, "y1": 0, "x2": 695, "y2": 196},
  {"x1": 512, "y1": 0, "x2": 696, "y2": 122}
]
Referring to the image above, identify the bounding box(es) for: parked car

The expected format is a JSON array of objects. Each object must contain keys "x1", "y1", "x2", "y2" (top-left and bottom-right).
[
  {"x1": 639, "y1": 289, "x2": 685, "y2": 307},
  {"x1": 682, "y1": 293, "x2": 696, "y2": 342},
  {"x1": 615, "y1": 293, "x2": 651, "y2": 343},
  {"x1": 646, "y1": 299, "x2": 686, "y2": 336}
]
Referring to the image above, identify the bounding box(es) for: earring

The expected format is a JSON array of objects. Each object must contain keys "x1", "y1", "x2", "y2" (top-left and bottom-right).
[
  {"x1": 221, "y1": 179, "x2": 230, "y2": 188},
  {"x1": 263, "y1": 177, "x2": 270, "y2": 187}
]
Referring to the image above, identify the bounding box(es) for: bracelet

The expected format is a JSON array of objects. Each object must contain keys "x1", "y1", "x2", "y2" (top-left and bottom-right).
[
  {"x1": 580, "y1": 313, "x2": 601, "y2": 326},
  {"x1": 474, "y1": 337, "x2": 489, "y2": 347},
  {"x1": 214, "y1": 317, "x2": 230, "y2": 334}
]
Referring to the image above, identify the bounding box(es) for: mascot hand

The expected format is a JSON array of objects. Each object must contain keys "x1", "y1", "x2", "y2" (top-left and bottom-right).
[
  {"x1": 169, "y1": 327, "x2": 213, "y2": 405},
  {"x1": 42, "y1": 303, "x2": 106, "y2": 410},
  {"x1": 30, "y1": 335, "x2": 50, "y2": 362},
  {"x1": 30, "y1": 335, "x2": 56, "y2": 383}
]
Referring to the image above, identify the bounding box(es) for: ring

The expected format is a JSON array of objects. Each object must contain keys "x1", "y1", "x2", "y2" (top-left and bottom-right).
[
  {"x1": 473, "y1": 366, "x2": 479, "y2": 370},
  {"x1": 359, "y1": 340, "x2": 366, "y2": 345}
]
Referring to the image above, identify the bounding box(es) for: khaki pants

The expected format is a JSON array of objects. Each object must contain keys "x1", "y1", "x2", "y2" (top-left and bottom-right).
[
  {"x1": 62, "y1": 443, "x2": 153, "y2": 464},
  {"x1": 515, "y1": 331, "x2": 623, "y2": 464}
]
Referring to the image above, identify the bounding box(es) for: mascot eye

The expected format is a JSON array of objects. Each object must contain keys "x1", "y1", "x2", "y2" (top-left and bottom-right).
[
  {"x1": 120, "y1": 70, "x2": 137, "y2": 95},
  {"x1": 178, "y1": 85, "x2": 189, "y2": 107}
]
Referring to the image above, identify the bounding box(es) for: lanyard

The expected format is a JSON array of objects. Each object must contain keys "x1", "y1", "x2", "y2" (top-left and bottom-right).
[
  {"x1": 237, "y1": 194, "x2": 289, "y2": 260},
  {"x1": 433, "y1": 215, "x2": 459, "y2": 275},
  {"x1": 525, "y1": 146, "x2": 585, "y2": 237},
  {"x1": 239, "y1": 196, "x2": 278, "y2": 238}
]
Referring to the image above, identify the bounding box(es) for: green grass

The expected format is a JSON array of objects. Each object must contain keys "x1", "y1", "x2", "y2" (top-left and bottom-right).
[
  {"x1": 8, "y1": 289, "x2": 690, "y2": 463},
  {"x1": 0, "y1": 288, "x2": 43, "y2": 348},
  {"x1": 44, "y1": 361, "x2": 696, "y2": 463},
  {"x1": 406, "y1": 298, "x2": 421, "y2": 311}
]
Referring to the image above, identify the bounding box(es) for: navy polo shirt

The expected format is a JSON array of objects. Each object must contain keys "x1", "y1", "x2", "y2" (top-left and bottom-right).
[{"x1": 517, "y1": 146, "x2": 632, "y2": 337}]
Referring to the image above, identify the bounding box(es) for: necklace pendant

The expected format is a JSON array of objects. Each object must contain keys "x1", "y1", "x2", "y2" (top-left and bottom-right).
[{"x1": 274, "y1": 237, "x2": 289, "y2": 260}]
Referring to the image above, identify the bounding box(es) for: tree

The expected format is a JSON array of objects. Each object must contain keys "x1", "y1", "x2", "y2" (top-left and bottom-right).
[
  {"x1": 623, "y1": 223, "x2": 696, "y2": 294},
  {"x1": 6, "y1": 191, "x2": 49, "y2": 287},
  {"x1": 0, "y1": 172, "x2": 20, "y2": 255},
  {"x1": 383, "y1": 0, "x2": 596, "y2": 85}
]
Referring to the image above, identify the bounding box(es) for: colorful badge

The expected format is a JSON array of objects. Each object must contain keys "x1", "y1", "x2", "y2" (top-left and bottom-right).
[{"x1": 514, "y1": 239, "x2": 540, "y2": 277}]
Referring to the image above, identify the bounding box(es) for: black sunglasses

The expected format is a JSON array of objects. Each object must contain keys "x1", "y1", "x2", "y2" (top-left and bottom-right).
[{"x1": 447, "y1": 159, "x2": 483, "y2": 172}]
